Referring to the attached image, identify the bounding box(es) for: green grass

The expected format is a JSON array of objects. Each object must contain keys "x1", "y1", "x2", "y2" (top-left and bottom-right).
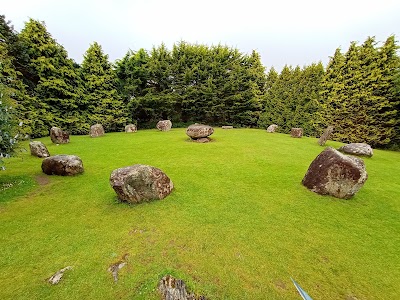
[{"x1": 0, "y1": 128, "x2": 399, "y2": 299}]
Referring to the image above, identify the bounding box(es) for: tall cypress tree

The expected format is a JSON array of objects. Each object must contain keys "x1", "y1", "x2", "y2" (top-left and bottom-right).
[
  {"x1": 320, "y1": 37, "x2": 399, "y2": 147},
  {"x1": 0, "y1": 15, "x2": 34, "y2": 138},
  {"x1": 81, "y1": 42, "x2": 126, "y2": 131},
  {"x1": 18, "y1": 19, "x2": 81, "y2": 136},
  {"x1": 378, "y1": 36, "x2": 400, "y2": 146}
]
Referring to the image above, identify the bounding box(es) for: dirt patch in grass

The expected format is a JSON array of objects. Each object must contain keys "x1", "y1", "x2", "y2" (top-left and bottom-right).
[
  {"x1": 35, "y1": 175, "x2": 50, "y2": 186},
  {"x1": 274, "y1": 279, "x2": 287, "y2": 290}
]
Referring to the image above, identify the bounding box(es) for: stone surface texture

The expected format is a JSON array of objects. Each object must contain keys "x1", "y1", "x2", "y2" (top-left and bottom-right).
[
  {"x1": 47, "y1": 266, "x2": 72, "y2": 285},
  {"x1": 50, "y1": 127, "x2": 70, "y2": 144},
  {"x1": 29, "y1": 141, "x2": 50, "y2": 158},
  {"x1": 125, "y1": 124, "x2": 137, "y2": 133},
  {"x1": 186, "y1": 124, "x2": 214, "y2": 139},
  {"x1": 156, "y1": 120, "x2": 172, "y2": 131},
  {"x1": 291, "y1": 128, "x2": 303, "y2": 138},
  {"x1": 110, "y1": 164, "x2": 173, "y2": 204},
  {"x1": 90, "y1": 124, "x2": 105, "y2": 137},
  {"x1": 195, "y1": 137, "x2": 211, "y2": 143},
  {"x1": 266, "y1": 124, "x2": 278, "y2": 133},
  {"x1": 302, "y1": 147, "x2": 368, "y2": 199},
  {"x1": 318, "y1": 126, "x2": 334, "y2": 146},
  {"x1": 338, "y1": 143, "x2": 373, "y2": 157},
  {"x1": 158, "y1": 275, "x2": 207, "y2": 300},
  {"x1": 41, "y1": 155, "x2": 84, "y2": 176}
]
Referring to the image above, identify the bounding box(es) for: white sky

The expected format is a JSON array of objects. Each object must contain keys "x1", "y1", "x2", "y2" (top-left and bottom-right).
[{"x1": 3, "y1": 0, "x2": 400, "y2": 71}]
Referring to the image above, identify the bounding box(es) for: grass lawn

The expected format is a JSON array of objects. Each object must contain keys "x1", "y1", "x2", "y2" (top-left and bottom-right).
[{"x1": 0, "y1": 128, "x2": 399, "y2": 299}]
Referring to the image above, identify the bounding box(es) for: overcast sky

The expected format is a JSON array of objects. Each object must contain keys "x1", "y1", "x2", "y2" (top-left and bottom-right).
[{"x1": 3, "y1": 0, "x2": 400, "y2": 71}]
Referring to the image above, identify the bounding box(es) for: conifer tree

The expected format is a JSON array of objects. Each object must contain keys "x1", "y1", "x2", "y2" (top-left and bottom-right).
[
  {"x1": 81, "y1": 42, "x2": 126, "y2": 131},
  {"x1": 0, "y1": 15, "x2": 32, "y2": 139},
  {"x1": 18, "y1": 19, "x2": 81, "y2": 136},
  {"x1": 319, "y1": 37, "x2": 399, "y2": 147}
]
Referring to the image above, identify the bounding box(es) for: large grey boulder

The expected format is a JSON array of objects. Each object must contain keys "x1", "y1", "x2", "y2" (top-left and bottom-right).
[
  {"x1": 291, "y1": 128, "x2": 303, "y2": 138},
  {"x1": 318, "y1": 126, "x2": 334, "y2": 146},
  {"x1": 125, "y1": 124, "x2": 137, "y2": 133},
  {"x1": 110, "y1": 164, "x2": 173, "y2": 204},
  {"x1": 186, "y1": 124, "x2": 214, "y2": 140},
  {"x1": 50, "y1": 127, "x2": 70, "y2": 144},
  {"x1": 90, "y1": 124, "x2": 105, "y2": 137},
  {"x1": 266, "y1": 124, "x2": 278, "y2": 133},
  {"x1": 29, "y1": 141, "x2": 50, "y2": 158},
  {"x1": 42, "y1": 155, "x2": 84, "y2": 176},
  {"x1": 338, "y1": 143, "x2": 373, "y2": 157},
  {"x1": 302, "y1": 147, "x2": 367, "y2": 199},
  {"x1": 156, "y1": 120, "x2": 172, "y2": 131}
]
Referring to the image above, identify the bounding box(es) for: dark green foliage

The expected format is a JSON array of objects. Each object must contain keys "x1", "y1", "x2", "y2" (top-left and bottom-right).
[
  {"x1": 3, "y1": 13, "x2": 400, "y2": 149},
  {"x1": 0, "y1": 16, "x2": 26, "y2": 167},
  {"x1": 319, "y1": 37, "x2": 400, "y2": 147},
  {"x1": 81, "y1": 42, "x2": 126, "y2": 131},
  {"x1": 259, "y1": 63, "x2": 324, "y2": 136},
  {"x1": 17, "y1": 19, "x2": 82, "y2": 136},
  {"x1": 116, "y1": 42, "x2": 266, "y2": 127}
]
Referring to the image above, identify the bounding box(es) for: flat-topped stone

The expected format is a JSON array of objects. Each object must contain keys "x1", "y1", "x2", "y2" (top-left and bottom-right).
[
  {"x1": 186, "y1": 124, "x2": 214, "y2": 139},
  {"x1": 222, "y1": 125, "x2": 233, "y2": 129},
  {"x1": 338, "y1": 143, "x2": 373, "y2": 157}
]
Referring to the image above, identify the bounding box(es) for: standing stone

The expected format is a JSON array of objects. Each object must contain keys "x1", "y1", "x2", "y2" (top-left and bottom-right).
[
  {"x1": 158, "y1": 275, "x2": 207, "y2": 300},
  {"x1": 29, "y1": 141, "x2": 50, "y2": 158},
  {"x1": 338, "y1": 143, "x2": 373, "y2": 157},
  {"x1": 50, "y1": 127, "x2": 70, "y2": 144},
  {"x1": 125, "y1": 124, "x2": 137, "y2": 133},
  {"x1": 186, "y1": 124, "x2": 214, "y2": 140},
  {"x1": 291, "y1": 128, "x2": 303, "y2": 138},
  {"x1": 90, "y1": 124, "x2": 105, "y2": 137},
  {"x1": 110, "y1": 164, "x2": 173, "y2": 204},
  {"x1": 41, "y1": 155, "x2": 84, "y2": 176},
  {"x1": 318, "y1": 126, "x2": 334, "y2": 146},
  {"x1": 156, "y1": 120, "x2": 172, "y2": 131},
  {"x1": 302, "y1": 147, "x2": 368, "y2": 199},
  {"x1": 266, "y1": 124, "x2": 278, "y2": 133}
]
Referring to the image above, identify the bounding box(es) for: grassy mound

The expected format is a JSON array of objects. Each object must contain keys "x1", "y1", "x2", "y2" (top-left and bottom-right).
[{"x1": 1, "y1": 128, "x2": 399, "y2": 299}]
